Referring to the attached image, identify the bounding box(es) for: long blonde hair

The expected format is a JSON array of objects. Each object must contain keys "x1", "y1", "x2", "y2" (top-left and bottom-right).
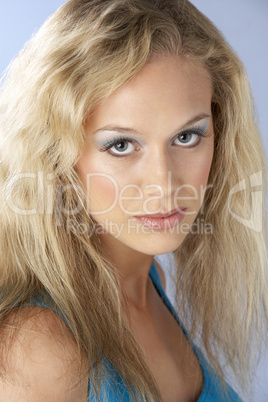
[{"x1": 0, "y1": 0, "x2": 267, "y2": 400}]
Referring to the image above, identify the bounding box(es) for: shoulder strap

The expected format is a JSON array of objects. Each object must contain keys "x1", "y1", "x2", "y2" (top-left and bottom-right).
[
  {"x1": 22, "y1": 293, "x2": 70, "y2": 327},
  {"x1": 148, "y1": 261, "x2": 164, "y2": 291}
]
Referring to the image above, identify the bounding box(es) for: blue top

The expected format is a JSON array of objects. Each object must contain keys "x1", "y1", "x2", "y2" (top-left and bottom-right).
[{"x1": 26, "y1": 261, "x2": 243, "y2": 401}]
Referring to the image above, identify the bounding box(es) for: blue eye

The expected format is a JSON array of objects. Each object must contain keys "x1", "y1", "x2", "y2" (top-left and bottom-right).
[
  {"x1": 173, "y1": 127, "x2": 208, "y2": 148},
  {"x1": 109, "y1": 140, "x2": 135, "y2": 155},
  {"x1": 174, "y1": 132, "x2": 199, "y2": 146},
  {"x1": 99, "y1": 137, "x2": 138, "y2": 157}
]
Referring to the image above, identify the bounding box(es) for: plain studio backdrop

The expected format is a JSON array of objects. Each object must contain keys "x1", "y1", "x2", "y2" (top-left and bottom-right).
[{"x1": 0, "y1": 1, "x2": 267, "y2": 401}]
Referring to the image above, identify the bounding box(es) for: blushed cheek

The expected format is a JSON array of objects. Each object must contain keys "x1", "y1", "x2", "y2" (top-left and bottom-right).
[
  {"x1": 194, "y1": 149, "x2": 214, "y2": 204},
  {"x1": 182, "y1": 142, "x2": 214, "y2": 203},
  {"x1": 198, "y1": 160, "x2": 212, "y2": 186},
  {"x1": 86, "y1": 176, "x2": 118, "y2": 215},
  {"x1": 75, "y1": 155, "x2": 116, "y2": 214}
]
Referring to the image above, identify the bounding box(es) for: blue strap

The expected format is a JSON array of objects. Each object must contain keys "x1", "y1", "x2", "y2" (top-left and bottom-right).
[{"x1": 149, "y1": 261, "x2": 242, "y2": 402}]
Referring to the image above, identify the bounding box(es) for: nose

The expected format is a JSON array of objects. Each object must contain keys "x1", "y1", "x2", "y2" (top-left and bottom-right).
[{"x1": 141, "y1": 147, "x2": 175, "y2": 198}]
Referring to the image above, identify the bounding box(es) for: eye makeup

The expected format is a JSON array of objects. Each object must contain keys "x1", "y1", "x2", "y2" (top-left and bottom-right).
[
  {"x1": 98, "y1": 136, "x2": 139, "y2": 153},
  {"x1": 172, "y1": 122, "x2": 211, "y2": 148},
  {"x1": 95, "y1": 117, "x2": 211, "y2": 157}
]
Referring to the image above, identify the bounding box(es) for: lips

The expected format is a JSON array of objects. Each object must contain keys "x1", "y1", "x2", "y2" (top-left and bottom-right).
[
  {"x1": 135, "y1": 208, "x2": 187, "y2": 219},
  {"x1": 134, "y1": 208, "x2": 187, "y2": 230}
]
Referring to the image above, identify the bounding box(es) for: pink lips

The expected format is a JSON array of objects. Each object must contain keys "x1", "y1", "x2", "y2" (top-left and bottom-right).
[{"x1": 134, "y1": 208, "x2": 187, "y2": 230}]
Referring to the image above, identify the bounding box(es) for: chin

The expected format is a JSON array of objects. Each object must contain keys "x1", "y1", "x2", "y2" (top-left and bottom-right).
[{"x1": 125, "y1": 233, "x2": 185, "y2": 256}]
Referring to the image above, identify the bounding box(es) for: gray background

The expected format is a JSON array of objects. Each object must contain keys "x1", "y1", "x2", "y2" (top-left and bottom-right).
[{"x1": 1, "y1": 1, "x2": 267, "y2": 400}]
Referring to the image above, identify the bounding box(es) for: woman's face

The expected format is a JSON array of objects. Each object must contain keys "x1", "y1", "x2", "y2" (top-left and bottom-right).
[{"x1": 76, "y1": 55, "x2": 214, "y2": 256}]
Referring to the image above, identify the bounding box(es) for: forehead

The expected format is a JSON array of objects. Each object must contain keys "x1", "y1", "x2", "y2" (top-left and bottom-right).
[{"x1": 87, "y1": 55, "x2": 212, "y2": 131}]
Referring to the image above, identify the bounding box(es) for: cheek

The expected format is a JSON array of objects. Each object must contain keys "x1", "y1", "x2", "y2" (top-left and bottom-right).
[
  {"x1": 89, "y1": 176, "x2": 118, "y2": 214},
  {"x1": 190, "y1": 141, "x2": 214, "y2": 186},
  {"x1": 76, "y1": 153, "x2": 129, "y2": 216},
  {"x1": 194, "y1": 159, "x2": 212, "y2": 186},
  {"x1": 77, "y1": 165, "x2": 118, "y2": 214},
  {"x1": 192, "y1": 148, "x2": 214, "y2": 209},
  {"x1": 176, "y1": 144, "x2": 214, "y2": 210}
]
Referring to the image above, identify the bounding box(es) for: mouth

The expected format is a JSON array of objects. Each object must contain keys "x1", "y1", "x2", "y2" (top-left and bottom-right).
[
  {"x1": 135, "y1": 208, "x2": 187, "y2": 219},
  {"x1": 134, "y1": 208, "x2": 187, "y2": 230}
]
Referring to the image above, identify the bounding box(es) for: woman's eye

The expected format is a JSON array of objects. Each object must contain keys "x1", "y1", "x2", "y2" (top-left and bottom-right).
[
  {"x1": 110, "y1": 140, "x2": 135, "y2": 155},
  {"x1": 99, "y1": 138, "x2": 138, "y2": 156},
  {"x1": 173, "y1": 131, "x2": 202, "y2": 147}
]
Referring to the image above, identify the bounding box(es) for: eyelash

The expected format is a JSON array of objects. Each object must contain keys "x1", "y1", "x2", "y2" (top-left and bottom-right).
[
  {"x1": 99, "y1": 127, "x2": 209, "y2": 157},
  {"x1": 99, "y1": 136, "x2": 137, "y2": 155}
]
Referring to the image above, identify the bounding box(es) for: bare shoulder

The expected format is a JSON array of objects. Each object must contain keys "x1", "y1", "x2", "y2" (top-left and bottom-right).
[
  {"x1": 153, "y1": 259, "x2": 166, "y2": 291},
  {"x1": 0, "y1": 307, "x2": 88, "y2": 401}
]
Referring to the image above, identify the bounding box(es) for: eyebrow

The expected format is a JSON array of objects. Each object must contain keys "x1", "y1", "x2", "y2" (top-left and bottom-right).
[{"x1": 92, "y1": 113, "x2": 211, "y2": 136}]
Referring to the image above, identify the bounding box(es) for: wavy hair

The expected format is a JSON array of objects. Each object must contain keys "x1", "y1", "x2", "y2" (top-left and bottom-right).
[{"x1": 0, "y1": 0, "x2": 267, "y2": 400}]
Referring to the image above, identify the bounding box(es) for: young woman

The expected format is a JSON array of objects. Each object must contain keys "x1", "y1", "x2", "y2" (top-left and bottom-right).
[{"x1": 0, "y1": 0, "x2": 267, "y2": 400}]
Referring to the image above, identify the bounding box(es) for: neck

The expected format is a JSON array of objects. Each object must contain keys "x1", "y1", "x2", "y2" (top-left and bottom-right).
[{"x1": 99, "y1": 232, "x2": 154, "y2": 308}]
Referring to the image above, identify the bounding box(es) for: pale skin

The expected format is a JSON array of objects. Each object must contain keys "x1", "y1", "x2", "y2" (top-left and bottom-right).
[{"x1": 0, "y1": 55, "x2": 214, "y2": 401}]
